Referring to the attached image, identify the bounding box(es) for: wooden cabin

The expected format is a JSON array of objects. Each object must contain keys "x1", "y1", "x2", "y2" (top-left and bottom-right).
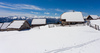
[
  {"x1": 60, "y1": 12, "x2": 84, "y2": 25},
  {"x1": 86, "y1": 15, "x2": 99, "y2": 20},
  {"x1": 7, "y1": 20, "x2": 30, "y2": 31},
  {"x1": 31, "y1": 19, "x2": 46, "y2": 27},
  {"x1": 0, "y1": 22, "x2": 11, "y2": 31}
]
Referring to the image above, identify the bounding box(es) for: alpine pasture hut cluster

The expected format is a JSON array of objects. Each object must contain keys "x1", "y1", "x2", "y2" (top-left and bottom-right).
[
  {"x1": 31, "y1": 19, "x2": 46, "y2": 27},
  {"x1": 60, "y1": 12, "x2": 85, "y2": 25},
  {"x1": 0, "y1": 19, "x2": 47, "y2": 31}
]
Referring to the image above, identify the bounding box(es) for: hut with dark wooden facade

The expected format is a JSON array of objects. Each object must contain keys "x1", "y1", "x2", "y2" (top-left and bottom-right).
[
  {"x1": 0, "y1": 22, "x2": 11, "y2": 31},
  {"x1": 60, "y1": 12, "x2": 84, "y2": 25},
  {"x1": 31, "y1": 19, "x2": 46, "y2": 27},
  {"x1": 7, "y1": 20, "x2": 30, "y2": 31},
  {"x1": 86, "y1": 15, "x2": 99, "y2": 20}
]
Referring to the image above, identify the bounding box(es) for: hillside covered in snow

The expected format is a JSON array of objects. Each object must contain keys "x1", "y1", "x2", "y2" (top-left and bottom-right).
[{"x1": 0, "y1": 25, "x2": 100, "y2": 53}]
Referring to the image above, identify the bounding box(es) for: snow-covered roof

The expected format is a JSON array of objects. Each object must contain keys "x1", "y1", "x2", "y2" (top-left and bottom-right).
[
  {"x1": 31, "y1": 19, "x2": 46, "y2": 25},
  {"x1": 61, "y1": 12, "x2": 84, "y2": 22},
  {"x1": 1, "y1": 23, "x2": 11, "y2": 29},
  {"x1": 90, "y1": 15, "x2": 99, "y2": 19},
  {"x1": 0, "y1": 23, "x2": 3, "y2": 28},
  {"x1": 7, "y1": 20, "x2": 25, "y2": 28}
]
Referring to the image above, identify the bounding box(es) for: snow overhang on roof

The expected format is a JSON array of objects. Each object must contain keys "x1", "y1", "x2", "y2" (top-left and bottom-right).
[
  {"x1": 61, "y1": 12, "x2": 84, "y2": 22},
  {"x1": 31, "y1": 19, "x2": 46, "y2": 25}
]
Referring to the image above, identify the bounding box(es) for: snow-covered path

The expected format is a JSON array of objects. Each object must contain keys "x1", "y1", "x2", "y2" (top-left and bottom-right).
[{"x1": 0, "y1": 26, "x2": 100, "y2": 53}]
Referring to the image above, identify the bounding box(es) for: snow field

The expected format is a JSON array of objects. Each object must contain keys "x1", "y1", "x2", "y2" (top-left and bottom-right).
[{"x1": 0, "y1": 26, "x2": 100, "y2": 53}]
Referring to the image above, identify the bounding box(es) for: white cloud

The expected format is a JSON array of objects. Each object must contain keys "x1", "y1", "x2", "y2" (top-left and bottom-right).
[
  {"x1": 0, "y1": 2, "x2": 4, "y2": 4},
  {"x1": 0, "y1": 2, "x2": 43, "y2": 10},
  {"x1": 54, "y1": 17, "x2": 60, "y2": 19},
  {"x1": 67, "y1": 10, "x2": 75, "y2": 12},
  {"x1": 55, "y1": 9, "x2": 64, "y2": 12},
  {"x1": 0, "y1": 9, "x2": 35, "y2": 17},
  {"x1": 31, "y1": 11, "x2": 39, "y2": 14},
  {"x1": 0, "y1": 9, "x2": 60, "y2": 18},
  {"x1": 82, "y1": 12, "x2": 89, "y2": 16},
  {"x1": 44, "y1": 12, "x2": 50, "y2": 14},
  {"x1": 0, "y1": 5, "x2": 16, "y2": 9},
  {"x1": 37, "y1": 16, "x2": 60, "y2": 18},
  {"x1": 55, "y1": 13, "x2": 57, "y2": 15}
]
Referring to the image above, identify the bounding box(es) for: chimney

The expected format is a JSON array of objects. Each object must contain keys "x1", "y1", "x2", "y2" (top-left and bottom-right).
[{"x1": 73, "y1": 10, "x2": 75, "y2": 12}]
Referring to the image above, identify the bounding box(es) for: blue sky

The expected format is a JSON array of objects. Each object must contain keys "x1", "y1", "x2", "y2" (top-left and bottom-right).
[{"x1": 0, "y1": 0, "x2": 100, "y2": 18}]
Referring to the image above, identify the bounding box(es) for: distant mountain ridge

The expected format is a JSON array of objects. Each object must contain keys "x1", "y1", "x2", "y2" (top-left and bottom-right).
[{"x1": 0, "y1": 16, "x2": 61, "y2": 25}]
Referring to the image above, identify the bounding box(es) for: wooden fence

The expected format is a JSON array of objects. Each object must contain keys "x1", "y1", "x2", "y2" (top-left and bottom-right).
[
  {"x1": 48, "y1": 24, "x2": 55, "y2": 28},
  {"x1": 88, "y1": 22, "x2": 100, "y2": 31}
]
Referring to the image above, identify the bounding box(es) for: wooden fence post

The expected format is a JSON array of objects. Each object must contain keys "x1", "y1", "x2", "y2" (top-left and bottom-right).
[
  {"x1": 87, "y1": 20, "x2": 90, "y2": 26},
  {"x1": 95, "y1": 25, "x2": 99, "y2": 30},
  {"x1": 48, "y1": 25, "x2": 50, "y2": 28},
  {"x1": 97, "y1": 25, "x2": 99, "y2": 30},
  {"x1": 39, "y1": 26, "x2": 40, "y2": 29},
  {"x1": 69, "y1": 22, "x2": 71, "y2": 27},
  {"x1": 53, "y1": 24, "x2": 54, "y2": 27},
  {"x1": 89, "y1": 24, "x2": 92, "y2": 27},
  {"x1": 98, "y1": 25, "x2": 99, "y2": 30},
  {"x1": 95, "y1": 24, "x2": 97, "y2": 30},
  {"x1": 83, "y1": 23, "x2": 85, "y2": 26}
]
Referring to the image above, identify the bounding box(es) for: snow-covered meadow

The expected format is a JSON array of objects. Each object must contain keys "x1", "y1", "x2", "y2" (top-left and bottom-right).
[{"x1": 0, "y1": 25, "x2": 100, "y2": 53}]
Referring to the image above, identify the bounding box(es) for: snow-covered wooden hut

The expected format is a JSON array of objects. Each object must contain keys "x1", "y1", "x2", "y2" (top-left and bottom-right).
[
  {"x1": 31, "y1": 19, "x2": 46, "y2": 27},
  {"x1": 87, "y1": 15, "x2": 99, "y2": 20},
  {"x1": 7, "y1": 20, "x2": 30, "y2": 31},
  {"x1": 0, "y1": 22, "x2": 11, "y2": 31},
  {"x1": 60, "y1": 12, "x2": 84, "y2": 25}
]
